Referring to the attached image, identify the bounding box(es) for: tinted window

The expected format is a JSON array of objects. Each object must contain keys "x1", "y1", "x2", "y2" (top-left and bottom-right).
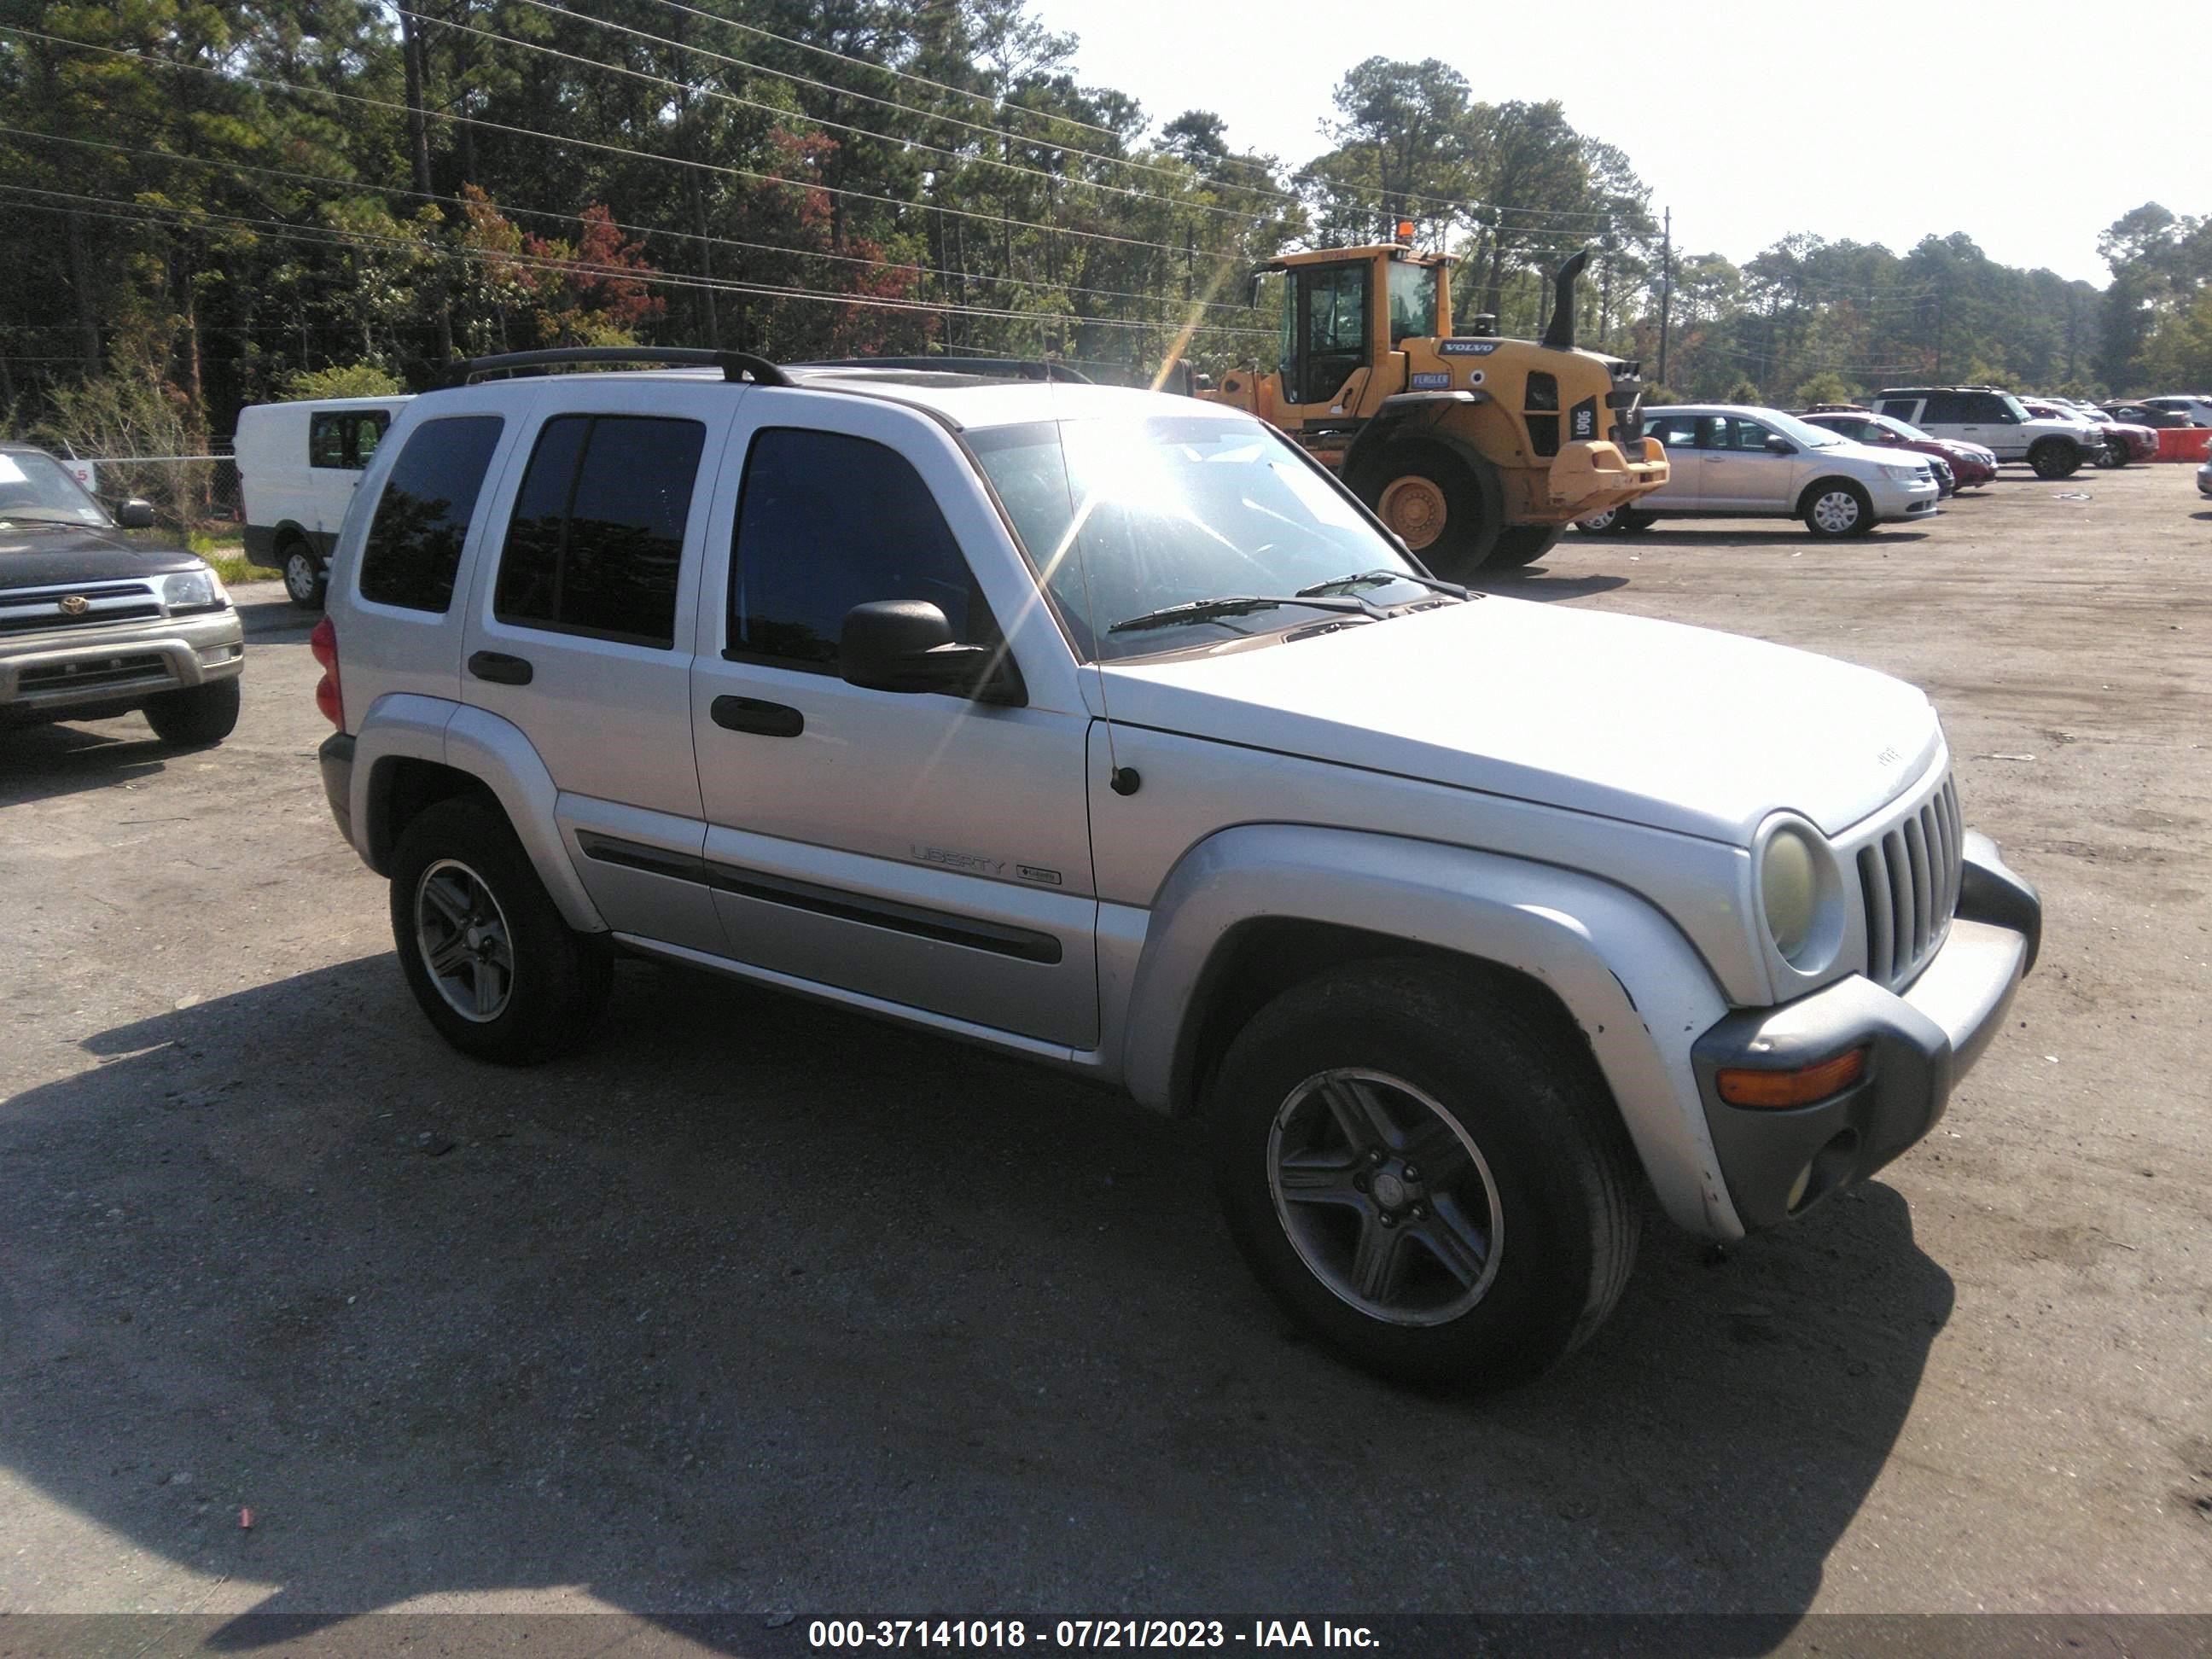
[
  {"x1": 1875, "y1": 399, "x2": 1920, "y2": 422},
  {"x1": 493, "y1": 415, "x2": 704, "y2": 648},
  {"x1": 354, "y1": 411, "x2": 389, "y2": 464},
  {"x1": 1647, "y1": 413, "x2": 1708, "y2": 449},
  {"x1": 1918, "y1": 393, "x2": 1967, "y2": 423},
  {"x1": 1821, "y1": 417, "x2": 1871, "y2": 440},
  {"x1": 358, "y1": 416, "x2": 505, "y2": 613},
  {"x1": 730, "y1": 428, "x2": 980, "y2": 669},
  {"x1": 310, "y1": 412, "x2": 350, "y2": 469}
]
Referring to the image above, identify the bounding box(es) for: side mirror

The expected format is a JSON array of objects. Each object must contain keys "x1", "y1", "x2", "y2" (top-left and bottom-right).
[
  {"x1": 1765, "y1": 435, "x2": 1797, "y2": 455},
  {"x1": 839, "y1": 601, "x2": 1025, "y2": 705},
  {"x1": 117, "y1": 498, "x2": 156, "y2": 529}
]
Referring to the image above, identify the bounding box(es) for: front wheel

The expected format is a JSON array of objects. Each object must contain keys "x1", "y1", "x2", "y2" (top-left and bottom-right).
[
  {"x1": 2029, "y1": 439, "x2": 2081, "y2": 480},
  {"x1": 388, "y1": 796, "x2": 613, "y2": 1064},
  {"x1": 1208, "y1": 962, "x2": 1640, "y2": 1389},
  {"x1": 142, "y1": 677, "x2": 241, "y2": 745},
  {"x1": 1803, "y1": 480, "x2": 1875, "y2": 538}
]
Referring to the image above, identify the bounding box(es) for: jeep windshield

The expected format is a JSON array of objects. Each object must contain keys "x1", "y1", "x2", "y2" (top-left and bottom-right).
[
  {"x1": 969, "y1": 414, "x2": 1435, "y2": 661},
  {"x1": 0, "y1": 450, "x2": 113, "y2": 528}
]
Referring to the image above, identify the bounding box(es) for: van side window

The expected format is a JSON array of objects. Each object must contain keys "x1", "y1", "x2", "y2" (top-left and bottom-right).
[
  {"x1": 354, "y1": 412, "x2": 389, "y2": 465},
  {"x1": 310, "y1": 412, "x2": 351, "y2": 469},
  {"x1": 727, "y1": 428, "x2": 987, "y2": 670},
  {"x1": 492, "y1": 414, "x2": 705, "y2": 649},
  {"x1": 358, "y1": 416, "x2": 505, "y2": 613}
]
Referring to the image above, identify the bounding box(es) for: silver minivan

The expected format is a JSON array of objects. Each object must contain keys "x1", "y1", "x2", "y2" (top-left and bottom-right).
[{"x1": 1576, "y1": 405, "x2": 1939, "y2": 538}]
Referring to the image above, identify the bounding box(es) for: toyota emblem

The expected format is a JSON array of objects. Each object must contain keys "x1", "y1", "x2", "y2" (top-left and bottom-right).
[{"x1": 58, "y1": 595, "x2": 90, "y2": 616}]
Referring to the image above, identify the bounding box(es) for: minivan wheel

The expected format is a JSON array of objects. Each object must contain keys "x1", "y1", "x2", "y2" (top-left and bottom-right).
[
  {"x1": 141, "y1": 677, "x2": 241, "y2": 745},
  {"x1": 388, "y1": 796, "x2": 613, "y2": 1064},
  {"x1": 282, "y1": 544, "x2": 326, "y2": 609},
  {"x1": 1574, "y1": 507, "x2": 1622, "y2": 534},
  {"x1": 1209, "y1": 962, "x2": 1639, "y2": 1389},
  {"x1": 2029, "y1": 439, "x2": 2080, "y2": 480},
  {"x1": 1804, "y1": 480, "x2": 1873, "y2": 538}
]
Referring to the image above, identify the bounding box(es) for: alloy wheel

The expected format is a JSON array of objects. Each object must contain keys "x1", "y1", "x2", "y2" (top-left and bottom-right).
[
  {"x1": 414, "y1": 858, "x2": 516, "y2": 1022},
  {"x1": 1266, "y1": 1068, "x2": 1504, "y2": 1327}
]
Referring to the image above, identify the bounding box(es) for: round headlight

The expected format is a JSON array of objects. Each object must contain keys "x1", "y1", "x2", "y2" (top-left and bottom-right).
[{"x1": 1761, "y1": 826, "x2": 1820, "y2": 962}]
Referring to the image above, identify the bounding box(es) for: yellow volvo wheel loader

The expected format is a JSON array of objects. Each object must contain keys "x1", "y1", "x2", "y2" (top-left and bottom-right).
[{"x1": 1202, "y1": 240, "x2": 1668, "y2": 577}]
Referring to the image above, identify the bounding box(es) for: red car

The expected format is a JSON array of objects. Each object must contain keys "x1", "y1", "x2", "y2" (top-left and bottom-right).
[
  {"x1": 1796, "y1": 408, "x2": 2000, "y2": 489},
  {"x1": 2023, "y1": 399, "x2": 2157, "y2": 466}
]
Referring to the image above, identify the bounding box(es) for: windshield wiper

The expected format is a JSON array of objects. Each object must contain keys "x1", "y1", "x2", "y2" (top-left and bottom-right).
[
  {"x1": 1295, "y1": 568, "x2": 1472, "y2": 602},
  {"x1": 1106, "y1": 592, "x2": 1380, "y2": 636}
]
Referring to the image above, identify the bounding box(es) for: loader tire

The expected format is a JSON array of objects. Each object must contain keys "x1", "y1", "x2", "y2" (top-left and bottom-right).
[{"x1": 1359, "y1": 446, "x2": 1499, "y2": 580}]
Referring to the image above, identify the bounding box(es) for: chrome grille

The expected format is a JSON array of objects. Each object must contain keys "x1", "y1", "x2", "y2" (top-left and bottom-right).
[
  {"x1": 0, "y1": 581, "x2": 160, "y2": 635},
  {"x1": 1856, "y1": 775, "x2": 1963, "y2": 990}
]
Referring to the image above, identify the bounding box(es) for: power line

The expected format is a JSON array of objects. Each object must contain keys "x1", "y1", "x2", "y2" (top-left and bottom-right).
[
  {"x1": 0, "y1": 125, "x2": 1267, "y2": 317},
  {"x1": 0, "y1": 25, "x2": 1248, "y2": 265},
  {"x1": 0, "y1": 185, "x2": 1275, "y2": 340},
  {"x1": 422, "y1": 8, "x2": 1265, "y2": 227}
]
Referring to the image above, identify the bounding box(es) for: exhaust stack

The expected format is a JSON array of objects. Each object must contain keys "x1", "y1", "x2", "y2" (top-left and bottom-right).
[{"x1": 1541, "y1": 248, "x2": 1592, "y2": 351}]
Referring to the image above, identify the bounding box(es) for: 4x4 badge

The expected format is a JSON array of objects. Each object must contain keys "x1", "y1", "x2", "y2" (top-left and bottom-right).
[{"x1": 58, "y1": 594, "x2": 90, "y2": 616}]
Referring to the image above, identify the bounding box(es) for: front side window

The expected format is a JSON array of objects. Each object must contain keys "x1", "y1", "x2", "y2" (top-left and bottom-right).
[
  {"x1": 1919, "y1": 393, "x2": 1967, "y2": 423},
  {"x1": 1726, "y1": 418, "x2": 1778, "y2": 451},
  {"x1": 971, "y1": 414, "x2": 1426, "y2": 663},
  {"x1": 1387, "y1": 260, "x2": 1436, "y2": 346},
  {"x1": 493, "y1": 414, "x2": 704, "y2": 648},
  {"x1": 357, "y1": 416, "x2": 504, "y2": 613},
  {"x1": 728, "y1": 428, "x2": 984, "y2": 669}
]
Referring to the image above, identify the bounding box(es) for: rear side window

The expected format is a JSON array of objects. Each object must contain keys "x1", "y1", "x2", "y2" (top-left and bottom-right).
[
  {"x1": 310, "y1": 412, "x2": 350, "y2": 469},
  {"x1": 728, "y1": 428, "x2": 982, "y2": 669},
  {"x1": 358, "y1": 416, "x2": 505, "y2": 613},
  {"x1": 1875, "y1": 399, "x2": 1919, "y2": 422},
  {"x1": 493, "y1": 414, "x2": 705, "y2": 649}
]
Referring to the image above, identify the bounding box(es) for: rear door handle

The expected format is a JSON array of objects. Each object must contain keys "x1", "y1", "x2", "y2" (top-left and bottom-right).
[
  {"x1": 468, "y1": 650, "x2": 533, "y2": 686},
  {"x1": 710, "y1": 695, "x2": 803, "y2": 737}
]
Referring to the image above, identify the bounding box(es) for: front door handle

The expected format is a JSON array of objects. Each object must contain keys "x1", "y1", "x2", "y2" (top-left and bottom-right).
[
  {"x1": 710, "y1": 695, "x2": 803, "y2": 737},
  {"x1": 468, "y1": 650, "x2": 533, "y2": 686}
]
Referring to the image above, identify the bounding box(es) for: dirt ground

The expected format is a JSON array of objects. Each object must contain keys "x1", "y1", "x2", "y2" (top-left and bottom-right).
[{"x1": 1, "y1": 465, "x2": 2207, "y2": 1650}]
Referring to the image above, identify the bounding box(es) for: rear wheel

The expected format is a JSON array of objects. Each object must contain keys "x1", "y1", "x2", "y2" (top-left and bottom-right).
[
  {"x1": 388, "y1": 796, "x2": 613, "y2": 1064},
  {"x1": 1802, "y1": 480, "x2": 1875, "y2": 538},
  {"x1": 1487, "y1": 524, "x2": 1563, "y2": 569},
  {"x1": 1361, "y1": 449, "x2": 1498, "y2": 579},
  {"x1": 2029, "y1": 439, "x2": 2081, "y2": 480},
  {"x1": 281, "y1": 539, "x2": 325, "y2": 610},
  {"x1": 142, "y1": 677, "x2": 241, "y2": 746},
  {"x1": 1208, "y1": 962, "x2": 1640, "y2": 1389}
]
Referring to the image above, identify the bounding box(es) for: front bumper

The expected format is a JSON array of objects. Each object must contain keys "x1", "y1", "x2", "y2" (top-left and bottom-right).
[
  {"x1": 0, "y1": 610, "x2": 245, "y2": 719},
  {"x1": 1691, "y1": 835, "x2": 2040, "y2": 1231},
  {"x1": 1870, "y1": 477, "x2": 1941, "y2": 520}
]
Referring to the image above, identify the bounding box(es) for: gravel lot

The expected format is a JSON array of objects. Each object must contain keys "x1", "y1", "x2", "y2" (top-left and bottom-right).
[{"x1": 2, "y1": 466, "x2": 2208, "y2": 1648}]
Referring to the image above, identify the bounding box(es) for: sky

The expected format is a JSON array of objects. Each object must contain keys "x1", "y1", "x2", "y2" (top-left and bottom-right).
[{"x1": 1027, "y1": 0, "x2": 2208, "y2": 287}]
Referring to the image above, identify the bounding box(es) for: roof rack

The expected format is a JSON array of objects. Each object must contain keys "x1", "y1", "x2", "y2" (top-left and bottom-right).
[
  {"x1": 439, "y1": 346, "x2": 788, "y2": 389},
  {"x1": 791, "y1": 356, "x2": 1091, "y2": 384}
]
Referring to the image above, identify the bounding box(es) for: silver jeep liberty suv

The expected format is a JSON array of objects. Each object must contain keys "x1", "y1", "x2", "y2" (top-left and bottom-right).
[{"x1": 313, "y1": 347, "x2": 2040, "y2": 1389}]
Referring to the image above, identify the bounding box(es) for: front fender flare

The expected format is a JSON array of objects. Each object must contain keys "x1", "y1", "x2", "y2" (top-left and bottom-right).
[{"x1": 1121, "y1": 824, "x2": 1743, "y2": 1238}]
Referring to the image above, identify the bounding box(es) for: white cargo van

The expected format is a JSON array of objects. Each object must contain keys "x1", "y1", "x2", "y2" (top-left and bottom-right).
[{"x1": 236, "y1": 395, "x2": 412, "y2": 607}]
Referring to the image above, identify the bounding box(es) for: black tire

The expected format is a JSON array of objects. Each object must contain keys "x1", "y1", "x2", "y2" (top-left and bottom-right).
[
  {"x1": 2029, "y1": 439, "x2": 2081, "y2": 480},
  {"x1": 1616, "y1": 509, "x2": 1658, "y2": 533},
  {"x1": 1356, "y1": 445, "x2": 1499, "y2": 579},
  {"x1": 1487, "y1": 524, "x2": 1563, "y2": 569},
  {"x1": 141, "y1": 677, "x2": 241, "y2": 746},
  {"x1": 387, "y1": 795, "x2": 614, "y2": 1064},
  {"x1": 1573, "y1": 507, "x2": 1626, "y2": 534},
  {"x1": 1208, "y1": 961, "x2": 1640, "y2": 1390},
  {"x1": 2095, "y1": 443, "x2": 2126, "y2": 469},
  {"x1": 280, "y1": 540, "x2": 326, "y2": 610},
  {"x1": 1801, "y1": 479, "x2": 1876, "y2": 538}
]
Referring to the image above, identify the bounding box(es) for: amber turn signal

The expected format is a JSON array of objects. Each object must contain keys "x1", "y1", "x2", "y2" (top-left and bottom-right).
[{"x1": 1716, "y1": 1046, "x2": 1867, "y2": 1109}]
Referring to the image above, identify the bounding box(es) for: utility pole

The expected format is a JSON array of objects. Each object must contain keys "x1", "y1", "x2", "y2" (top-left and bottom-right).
[
  {"x1": 1934, "y1": 278, "x2": 1946, "y2": 381},
  {"x1": 1656, "y1": 207, "x2": 1673, "y2": 388}
]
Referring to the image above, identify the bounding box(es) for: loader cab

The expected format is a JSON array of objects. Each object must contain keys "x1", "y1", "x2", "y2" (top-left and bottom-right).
[{"x1": 1264, "y1": 243, "x2": 1452, "y2": 418}]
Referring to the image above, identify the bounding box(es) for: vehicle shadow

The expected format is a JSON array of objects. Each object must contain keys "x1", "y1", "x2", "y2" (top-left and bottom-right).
[
  {"x1": 1473, "y1": 569, "x2": 1631, "y2": 601},
  {"x1": 1625, "y1": 528, "x2": 1933, "y2": 548},
  {"x1": 2, "y1": 955, "x2": 1951, "y2": 1650},
  {"x1": 0, "y1": 719, "x2": 172, "y2": 802}
]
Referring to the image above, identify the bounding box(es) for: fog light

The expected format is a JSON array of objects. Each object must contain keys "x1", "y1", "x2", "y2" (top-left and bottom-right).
[{"x1": 1716, "y1": 1046, "x2": 1867, "y2": 1108}]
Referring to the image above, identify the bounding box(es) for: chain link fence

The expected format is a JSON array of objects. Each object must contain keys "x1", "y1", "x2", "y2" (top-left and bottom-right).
[{"x1": 67, "y1": 449, "x2": 243, "y2": 538}]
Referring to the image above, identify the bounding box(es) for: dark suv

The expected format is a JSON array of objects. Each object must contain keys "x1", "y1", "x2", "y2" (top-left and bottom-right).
[{"x1": 0, "y1": 442, "x2": 245, "y2": 742}]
